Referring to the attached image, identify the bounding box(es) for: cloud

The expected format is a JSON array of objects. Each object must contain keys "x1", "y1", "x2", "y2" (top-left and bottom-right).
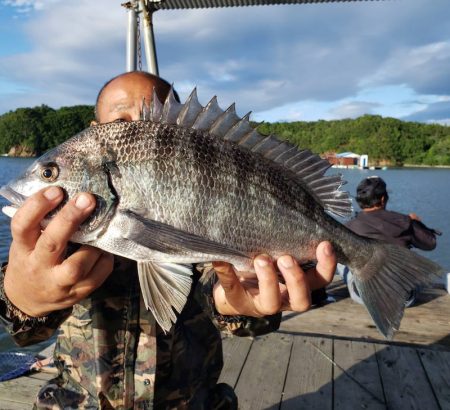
[
  {"x1": 329, "y1": 101, "x2": 381, "y2": 119},
  {"x1": 362, "y1": 41, "x2": 450, "y2": 96},
  {"x1": 0, "y1": 0, "x2": 449, "y2": 124},
  {"x1": 0, "y1": 0, "x2": 127, "y2": 111},
  {"x1": 2, "y1": 0, "x2": 62, "y2": 11},
  {"x1": 402, "y1": 100, "x2": 450, "y2": 123}
]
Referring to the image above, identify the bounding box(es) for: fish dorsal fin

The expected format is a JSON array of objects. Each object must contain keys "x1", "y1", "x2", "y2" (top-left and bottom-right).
[
  {"x1": 224, "y1": 112, "x2": 253, "y2": 142},
  {"x1": 141, "y1": 97, "x2": 151, "y2": 121},
  {"x1": 177, "y1": 88, "x2": 202, "y2": 128},
  {"x1": 149, "y1": 88, "x2": 163, "y2": 122},
  {"x1": 192, "y1": 96, "x2": 224, "y2": 131},
  {"x1": 161, "y1": 87, "x2": 182, "y2": 124},
  {"x1": 210, "y1": 103, "x2": 240, "y2": 138},
  {"x1": 152, "y1": 88, "x2": 351, "y2": 217}
]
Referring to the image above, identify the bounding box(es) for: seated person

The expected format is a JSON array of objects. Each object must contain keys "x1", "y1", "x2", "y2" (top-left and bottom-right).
[{"x1": 338, "y1": 176, "x2": 439, "y2": 307}]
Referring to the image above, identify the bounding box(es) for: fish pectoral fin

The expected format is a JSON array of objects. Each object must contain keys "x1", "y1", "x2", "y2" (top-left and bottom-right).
[
  {"x1": 122, "y1": 210, "x2": 246, "y2": 259},
  {"x1": 2, "y1": 205, "x2": 17, "y2": 218},
  {"x1": 137, "y1": 261, "x2": 193, "y2": 332}
]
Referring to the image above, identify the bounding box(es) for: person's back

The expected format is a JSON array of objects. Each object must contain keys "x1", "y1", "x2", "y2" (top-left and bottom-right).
[
  {"x1": 340, "y1": 176, "x2": 438, "y2": 306},
  {"x1": 346, "y1": 208, "x2": 436, "y2": 250}
]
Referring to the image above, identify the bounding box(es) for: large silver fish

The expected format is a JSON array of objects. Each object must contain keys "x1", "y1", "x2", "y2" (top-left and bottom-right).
[{"x1": 0, "y1": 89, "x2": 443, "y2": 336}]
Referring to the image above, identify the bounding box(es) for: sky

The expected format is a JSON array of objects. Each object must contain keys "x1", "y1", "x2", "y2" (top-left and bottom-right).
[{"x1": 0, "y1": 0, "x2": 449, "y2": 124}]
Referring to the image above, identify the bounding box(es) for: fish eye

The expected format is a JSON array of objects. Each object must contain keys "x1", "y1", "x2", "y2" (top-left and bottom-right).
[{"x1": 40, "y1": 163, "x2": 59, "y2": 182}]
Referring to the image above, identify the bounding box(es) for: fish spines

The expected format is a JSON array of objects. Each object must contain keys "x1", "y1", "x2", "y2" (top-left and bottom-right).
[
  {"x1": 236, "y1": 129, "x2": 266, "y2": 150},
  {"x1": 140, "y1": 97, "x2": 151, "y2": 121},
  {"x1": 150, "y1": 86, "x2": 351, "y2": 218},
  {"x1": 210, "y1": 103, "x2": 240, "y2": 138},
  {"x1": 161, "y1": 87, "x2": 182, "y2": 125},
  {"x1": 250, "y1": 134, "x2": 280, "y2": 154},
  {"x1": 223, "y1": 112, "x2": 253, "y2": 142},
  {"x1": 177, "y1": 88, "x2": 202, "y2": 128},
  {"x1": 192, "y1": 96, "x2": 224, "y2": 131},
  {"x1": 149, "y1": 88, "x2": 163, "y2": 122}
]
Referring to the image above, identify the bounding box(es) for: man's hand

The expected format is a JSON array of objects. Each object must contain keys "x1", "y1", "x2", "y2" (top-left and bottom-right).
[
  {"x1": 212, "y1": 241, "x2": 336, "y2": 317},
  {"x1": 4, "y1": 187, "x2": 114, "y2": 317}
]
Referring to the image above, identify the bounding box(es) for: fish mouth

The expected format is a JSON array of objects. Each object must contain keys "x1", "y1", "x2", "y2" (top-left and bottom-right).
[{"x1": 0, "y1": 185, "x2": 27, "y2": 208}]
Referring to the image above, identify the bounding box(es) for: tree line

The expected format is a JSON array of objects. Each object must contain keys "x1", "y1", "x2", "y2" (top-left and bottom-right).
[
  {"x1": 0, "y1": 105, "x2": 94, "y2": 156},
  {"x1": 0, "y1": 105, "x2": 449, "y2": 165},
  {"x1": 258, "y1": 115, "x2": 450, "y2": 166}
]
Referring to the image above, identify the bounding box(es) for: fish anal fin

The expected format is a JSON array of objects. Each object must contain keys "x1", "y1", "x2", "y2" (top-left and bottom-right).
[{"x1": 138, "y1": 261, "x2": 193, "y2": 332}]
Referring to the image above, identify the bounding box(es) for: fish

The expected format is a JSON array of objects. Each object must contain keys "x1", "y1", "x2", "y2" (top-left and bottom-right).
[{"x1": 0, "y1": 88, "x2": 444, "y2": 336}]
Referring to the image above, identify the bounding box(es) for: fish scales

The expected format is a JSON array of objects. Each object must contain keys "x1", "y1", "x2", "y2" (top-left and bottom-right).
[
  {"x1": 0, "y1": 88, "x2": 444, "y2": 336},
  {"x1": 94, "y1": 121, "x2": 345, "y2": 265}
]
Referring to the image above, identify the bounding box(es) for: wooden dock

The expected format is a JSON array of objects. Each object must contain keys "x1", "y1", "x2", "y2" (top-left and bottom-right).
[
  {"x1": 219, "y1": 333, "x2": 450, "y2": 410},
  {"x1": 0, "y1": 281, "x2": 449, "y2": 409}
]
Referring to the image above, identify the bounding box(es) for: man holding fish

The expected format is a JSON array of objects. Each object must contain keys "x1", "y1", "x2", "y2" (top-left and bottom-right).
[{"x1": 0, "y1": 71, "x2": 337, "y2": 409}]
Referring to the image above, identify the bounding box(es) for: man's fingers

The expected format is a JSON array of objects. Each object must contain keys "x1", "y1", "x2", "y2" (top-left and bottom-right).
[
  {"x1": 278, "y1": 255, "x2": 311, "y2": 312},
  {"x1": 10, "y1": 187, "x2": 64, "y2": 251},
  {"x1": 67, "y1": 252, "x2": 114, "y2": 301},
  {"x1": 307, "y1": 241, "x2": 337, "y2": 290},
  {"x1": 58, "y1": 246, "x2": 110, "y2": 287},
  {"x1": 212, "y1": 261, "x2": 249, "y2": 315},
  {"x1": 253, "y1": 255, "x2": 281, "y2": 315},
  {"x1": 34, "y1": 193, "x2": 96, "y2": 266}
]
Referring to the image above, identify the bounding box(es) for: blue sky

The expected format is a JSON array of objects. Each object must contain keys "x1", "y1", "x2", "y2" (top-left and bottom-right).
[{"x1": 0, "y1": 0, "x2": 449, "y2": 124}]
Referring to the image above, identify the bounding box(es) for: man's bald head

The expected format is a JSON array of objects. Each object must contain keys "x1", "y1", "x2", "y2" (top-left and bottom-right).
[{"x1": 95, "y1": 71, "x2": 178, "y2": 124}]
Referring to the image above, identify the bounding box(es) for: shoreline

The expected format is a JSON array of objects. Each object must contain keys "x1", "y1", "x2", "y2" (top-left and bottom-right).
[
  {"x1": 1, "y1": 155, "x2": 450, "y2": 169},
  {"x1": 331, "y1": 164, "x2": 450, "y2": 170}
]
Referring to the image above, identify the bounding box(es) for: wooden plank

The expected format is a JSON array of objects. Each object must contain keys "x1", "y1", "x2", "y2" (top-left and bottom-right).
[
  {"x1": 27, "y1": 370, "x2": 57, "y2": 381},
  {"x1": 280, "y1": 285, "x2": 450, "y2": 349},
  {"x1": 0, "y1": 400, "x2": 36, "y2": 410},
  {"x1": 334, "y1": 339, "x2": 385, "y2": 409},
  {"x1": 37, "y1": 343, "x2": 55, "y2": 359},
  {"x1": 375, "y1": 344, "x2": 440, "y2": 410},
  {"x1": 219, "y1": 335, "x2": 253, "y2": 388},
  {"x1": 0, "y1": 375, "x2": 47, "y2": 407},
  {"x1": 234, "y1": 332, "x2": 293, "y2": 410},
  {"x1": 418, "y1": 348, "x2": 450, "y2": 410},
  {"x1": 280, "y1": 336, "x2": 332, "y2": 410}
]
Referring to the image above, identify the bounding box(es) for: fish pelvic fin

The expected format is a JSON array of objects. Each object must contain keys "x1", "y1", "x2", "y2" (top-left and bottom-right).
[
  {"x1": 350, "y1": 243, "x2": 444, "y2": 339},
  {"x1": 144, "y1": 86, "x2": 352, "y2": 217},
  {"x1": 137, "y1": 261, "x2": 193, "y2": 332}
]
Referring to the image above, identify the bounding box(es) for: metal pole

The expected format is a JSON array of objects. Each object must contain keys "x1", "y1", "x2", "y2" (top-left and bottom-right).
[
  {"x1": 126, "y1": 1, "x2": 138, "y2": 72},
  {"x1": 140, "y1": 0, "x2": 159, "y2": 75}
]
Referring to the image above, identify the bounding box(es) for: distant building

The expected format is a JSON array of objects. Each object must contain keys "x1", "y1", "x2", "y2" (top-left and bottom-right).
[{"x1": 324, "y1": 152, "x2": 369, "y2": 168}]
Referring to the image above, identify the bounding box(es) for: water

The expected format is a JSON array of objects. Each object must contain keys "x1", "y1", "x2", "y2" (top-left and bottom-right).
[{"x1": 0, "y1": 159, "x2": 448, "y2": 353}]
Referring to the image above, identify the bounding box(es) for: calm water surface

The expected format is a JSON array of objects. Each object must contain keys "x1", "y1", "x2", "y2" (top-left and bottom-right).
[{"x1": 0, "y1": 158, "x2": 448, "y2": 352}]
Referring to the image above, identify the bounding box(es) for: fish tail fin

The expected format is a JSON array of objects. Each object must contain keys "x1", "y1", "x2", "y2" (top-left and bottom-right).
[{"x1": 349, "y1": 243, "x2": 443, "y2": 339}]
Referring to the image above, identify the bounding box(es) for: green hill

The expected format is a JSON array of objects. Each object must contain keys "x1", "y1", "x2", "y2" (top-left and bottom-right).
[
  {"x1": 0, "y1": 105, "x2": 94, "y2": 156},
  {"x1": 258, "y1": 115, "x2": 450, "y2": 166},
  {"x1": 0, "y1": 106, "x2": 449, "y2": 166}
]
